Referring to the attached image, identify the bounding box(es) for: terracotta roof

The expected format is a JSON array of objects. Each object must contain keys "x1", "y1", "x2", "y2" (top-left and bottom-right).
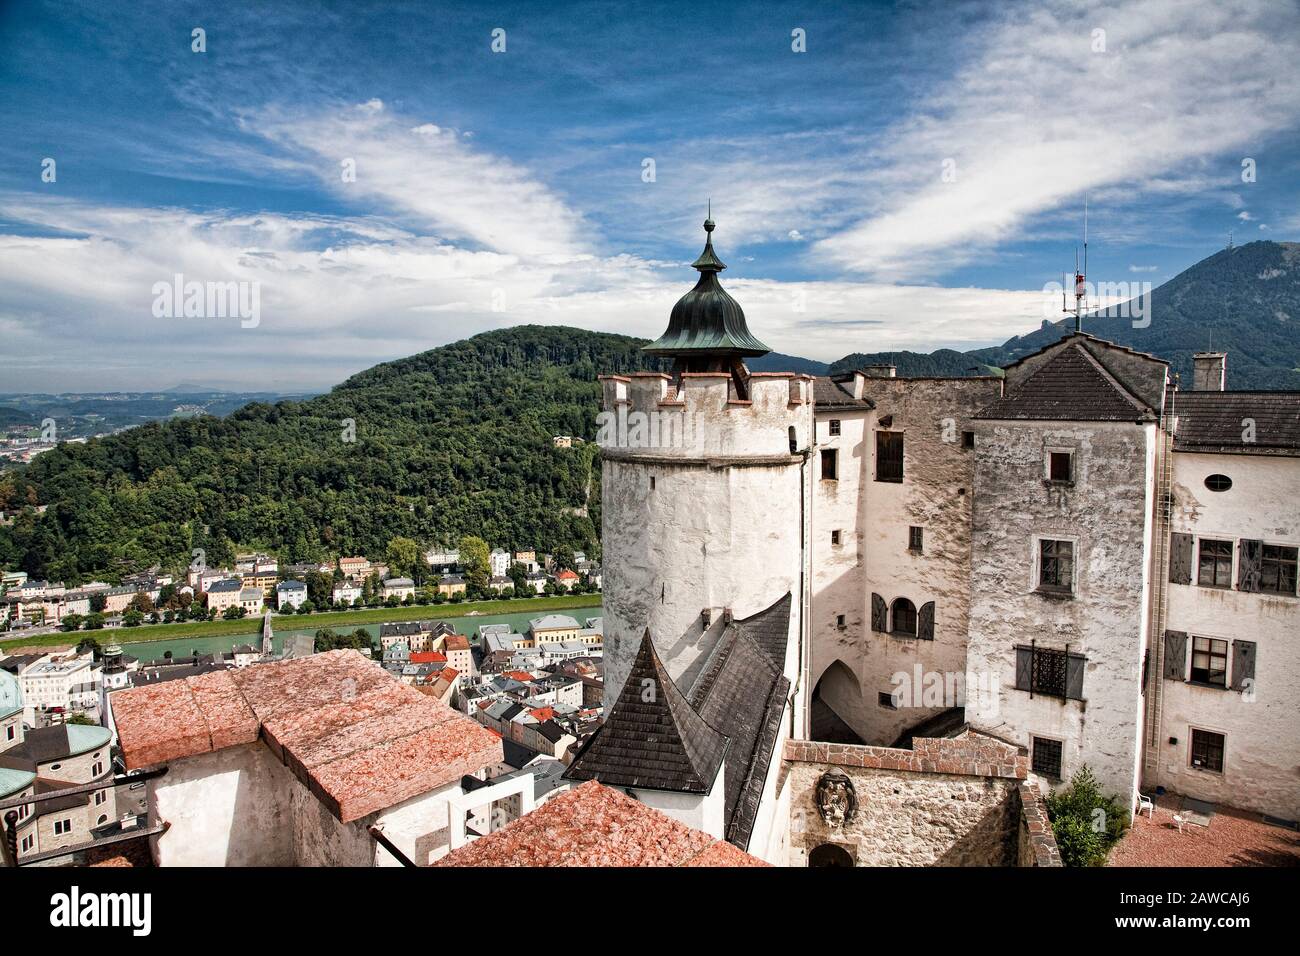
[
  {"x1": 110, "y1": 649, "x2": 502, "y2": 822},
  {"x1": 434, "y1": 780, "x2": 766, "y2": 867},
  {"x1": 528, "y1": 706, "x2": 555, "y2": 721},
  {"x1": 443, "y1": 635, "x2": 470, "y2": 651},
  {"x1": 502, "y1": 670, "x2": 535, "y2": 682},
  {"x1": 976, "y1": 341, "x2": 1154, "y2": 422},
  {"x1": 564, "y1": 631, "x2": 726, "y2": 793},
  {"x1": 1171, "y1": 389, "x2": 1300, "y2": 454},
  {"x1": 410, "y1": 651, "x2": 447, "y2": 664}
]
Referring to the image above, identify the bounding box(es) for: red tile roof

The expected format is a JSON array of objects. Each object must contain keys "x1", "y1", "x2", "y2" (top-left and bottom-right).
[
  {"x1": 528, "y1": 706, "x2": 555, "y2": 721},
  {"x1": 443, "y1": 635, "x2": 470, "y2": 651},
  {"x1": 111, "y1": 649, "x2": 502, "y2": 822},
  {"x1": 555, "y1": 569, "x2": 580, "y2": 581},
  {"x1": 435, "y1": 781, "x2": 767, "y2": 867},
  {"x1": 502, "y1": 670, "x2": 535, "y2": 682},
  {"x1": 410, "y1": 651, "x2": 447, "y2": 664}
]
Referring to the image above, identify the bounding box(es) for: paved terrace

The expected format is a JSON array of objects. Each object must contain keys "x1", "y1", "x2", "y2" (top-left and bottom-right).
[{"x1": 1109, "y1": 793, "x2": 1300, "y2": 867}]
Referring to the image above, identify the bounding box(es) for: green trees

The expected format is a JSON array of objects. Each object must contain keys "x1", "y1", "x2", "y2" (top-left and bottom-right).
[
  {"x1": 1045, "y1": 766, "x2": 1129, "y2": 866},
  {"x1": 385, "y1": 536, "x2": 421, "y2": 581},
  {"x1": 458, "y1": 535, "x2": 490, "y2": 594},
  {"x1": 61, "y1": 613, "x2": 84, "y2": 632},
  {"x1": 0, "y1": 327, "x2": 660, "y2": 584}
]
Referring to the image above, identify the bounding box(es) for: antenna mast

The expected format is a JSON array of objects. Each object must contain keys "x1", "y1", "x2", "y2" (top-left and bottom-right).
[{"x1": 1063, "y1": 194, "x2": 1089, "y2": 333}]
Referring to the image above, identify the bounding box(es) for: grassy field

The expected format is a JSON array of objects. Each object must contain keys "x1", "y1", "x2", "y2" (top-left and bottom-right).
[{"x1": 0, "y1": 593, "x2": 603, "y2": 652}]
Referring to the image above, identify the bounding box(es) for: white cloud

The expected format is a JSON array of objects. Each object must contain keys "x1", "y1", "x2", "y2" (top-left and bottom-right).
[
  {"x1": 813, "y1": 0, "x2": 1300, "y2": 278},
  {"x1": 252, "y1": 100, "x2": 589, "y2": 258}
]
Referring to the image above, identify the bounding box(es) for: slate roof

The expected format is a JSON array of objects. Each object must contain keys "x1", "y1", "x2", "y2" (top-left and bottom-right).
[
  {"x1": 687, "y1": 593, "x2": 792, "y2": 849},
  {"x1": 976, "y1": 341, "x2": 1154, "y2": 422},
  {"x1": 564, "y1": 631, "x2": 727, "y2": 793},
  {"x1": 563, "y1": 593, "x2": 793, "y2": 852},
  {"x1": 813, "y1": 375, "x2": 874, "y2": 410},
  {"x1": 1171, "y1": 390, "x2": 1300, "y2": 455}
]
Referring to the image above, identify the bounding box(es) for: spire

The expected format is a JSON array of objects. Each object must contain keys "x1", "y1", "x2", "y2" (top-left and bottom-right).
[{"x1": 643, "y1": 211, "x2": 771, "y2": 364}]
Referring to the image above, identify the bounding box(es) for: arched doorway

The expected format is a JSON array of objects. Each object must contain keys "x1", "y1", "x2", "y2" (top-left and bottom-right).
[
  {"x1": 808, "y1": 843, "x2": 855, "y2": 867},
  {"x1": 811, "y1": 660, "x2": 866, "y2": 744}
]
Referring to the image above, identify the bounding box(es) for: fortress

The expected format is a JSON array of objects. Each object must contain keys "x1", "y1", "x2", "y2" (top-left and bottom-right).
[{"x1": 564, "y1": 215, "x2": 1300, "y2": 865}]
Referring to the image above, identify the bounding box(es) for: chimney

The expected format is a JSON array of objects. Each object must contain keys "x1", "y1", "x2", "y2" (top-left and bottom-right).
[
  {"x1": 850, "y1": 371, "x2": 866, "y2": 400},
  {"x1": 1192, "y1": 352, "x2": 1227, "y2": 391},
  {"x1": 863, "y1": 364, "x2": 896, "y2": 379}
]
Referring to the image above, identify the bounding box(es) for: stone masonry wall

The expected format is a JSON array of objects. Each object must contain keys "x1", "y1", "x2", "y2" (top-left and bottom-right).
[{"x1": 783, "y1": 733, "x2": 1060, "y2": 866}]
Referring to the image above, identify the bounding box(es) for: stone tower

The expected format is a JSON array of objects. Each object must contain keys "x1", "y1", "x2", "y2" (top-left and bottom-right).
[{"x1": 597, "y1": 216, "x2": 814, "y2": 733}]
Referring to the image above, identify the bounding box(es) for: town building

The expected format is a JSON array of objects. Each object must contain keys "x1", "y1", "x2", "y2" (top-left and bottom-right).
[{"x1": 276, "y1": 580, "x2": 308, "y2": 610}]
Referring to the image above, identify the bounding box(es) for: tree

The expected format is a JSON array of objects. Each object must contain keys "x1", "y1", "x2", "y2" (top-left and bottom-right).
[
  {"x1": 297, "y1": 600, "x2": 314, "y2": 615},
  {"x1": 1045, "y1": 766, "x2": 1128, "y2": 866},
  {"x1": 84, "y1": 612, "x2": 105, "y2": 630},
  {"x1": 128, "y1": 592, "x2": 155, "y2": 615},
  {"x1": 386, "y1": 536, "x2": 421, "y2": 581},
  {"x1": 459, "y1": 535, "x2": 490, "y2": 593},
  {"x1": 123, "y1": 608, "x2": 144, "y2": 627},
  {"x1": 303, "y1": 571, "x2": 332, "y2": 608},
  {"x1": 61, "y1": 613, "x2": 85, "y2": 632},
  {"x1": 88, "y1": 593, "x2": 107, "y2": 613},
  {"x1": 75, "y1": 635, "x2": 100, "y2": 656},
  {"x1": 551, "y1": 546, "x2": 576, "y2": 572},
  {"x1": 508, "y1": 562, "x2": 528, "y2": 595},
  {"x1": 222, "y1": 605, "x2": 247, "y2": 620}
]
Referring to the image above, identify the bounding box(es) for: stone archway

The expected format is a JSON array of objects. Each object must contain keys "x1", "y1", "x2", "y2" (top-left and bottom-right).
[
  {"x1": 808, "y1": 843, "x2": 855, "y2": 867},
  {"x1": 811, "y1": 660, "x2": 866, "y2": 744}
]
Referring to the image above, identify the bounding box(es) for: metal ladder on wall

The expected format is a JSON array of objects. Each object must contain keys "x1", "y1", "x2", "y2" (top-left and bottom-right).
[{"x1": 1143, "y1": 390, "x2": 1177, "y2": 784}]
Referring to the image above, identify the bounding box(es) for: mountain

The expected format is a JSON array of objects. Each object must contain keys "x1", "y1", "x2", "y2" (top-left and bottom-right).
[
  {"x1": 0, "y1": 327, "x2": 665, "y2": 583},
  {"x1": 750, "y1": 352, "x2": 829, "y2": 375},
  {"x1": 832, "y1": 241, "x2": 1300, "y2": 389}
]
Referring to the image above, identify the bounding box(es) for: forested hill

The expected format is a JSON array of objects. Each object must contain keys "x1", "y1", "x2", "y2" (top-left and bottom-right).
[
  {"x1": 832, "y1": 241, "x2": 1300, "y2": 389},
  {"x1": 0, "y1": 327, "x2": 665, "y2": 584}
]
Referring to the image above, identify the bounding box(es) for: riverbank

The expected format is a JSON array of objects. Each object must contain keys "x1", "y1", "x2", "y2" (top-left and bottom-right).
[{"x1": 0, "y1": 593, "x2": 604, "y2": 653}]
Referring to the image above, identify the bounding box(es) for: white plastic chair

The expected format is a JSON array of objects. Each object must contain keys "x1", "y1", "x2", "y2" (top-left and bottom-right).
[{"x1": 1137, "y1": 794, "x2": 1154, "y2": 819}]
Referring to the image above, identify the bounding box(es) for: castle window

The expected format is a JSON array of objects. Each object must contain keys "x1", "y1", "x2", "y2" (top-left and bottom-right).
[
  {"x1": 649, "y1": 476, "x2": 655, "y2": 491},
  {"x1": 1015, "y1": 645, "x2": 1086, "y2": 700},
  {"x1": 877, "y1": 691, "x2": 898, "y2": 710},
  {"x1": 1047, "y1": 450, "x2": 1074, "y2": 483},
  {"x1": 962, "y1": 431, "x2": 975, "y2": 449},
  {"x1": 54, "y1": 819, "x2": 72, "y2": 836},
  {"x1": 836, "y1": 614, "x2": 846, "y2": 629},
  {"x1": 908, "y1": 526, "x2": 923, "y2": 552},
  {"x1": 828, "y1": 419, "x2": 841, "y2": 436},
  {"x1": 821, "y1": 449, "x2": 838, "y2": 481},
  {"x1": 1190, "y1": 637, "x2": 1228, "y2": 687},
  {"x1": 1260, "y1": 545, "x2": 1298, "y2": 596},
  {"x1": 1037, "y1": 539, "x2": 1074, "y2": 593},
  {"x1": 1197, "y1": 539, "x2": 1233, "y2": 588},
  {"x1": 1190, "y1": 729, "x2": 1225, "y2": 773},
  {"x1": 890, "y1": 598, "x2": 917, "y2": 637},
  {"x1": 875, "y1": 431, "x2": 904, "y2": 483},
  {"x1": 1031, "y1": 737, "x2": 1063, "y2": 779},
  {"x1": 831, "y1": 530, "x2": 841, "y2": 546}
]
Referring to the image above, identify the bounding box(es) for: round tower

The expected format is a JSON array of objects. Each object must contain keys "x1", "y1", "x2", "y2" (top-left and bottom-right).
[{"x1": 598, "y1": 217, "x2": 814, "y2": 728}]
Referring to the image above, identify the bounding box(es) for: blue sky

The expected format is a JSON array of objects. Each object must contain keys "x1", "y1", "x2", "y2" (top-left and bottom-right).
[{"x1": 2, "y1": 0, "x2": 1298, "y2": 391}]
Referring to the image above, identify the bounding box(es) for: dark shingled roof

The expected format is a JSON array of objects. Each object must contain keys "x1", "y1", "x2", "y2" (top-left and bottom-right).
[
  {"x1": 564, "y1": 631, "x2": 727, "y2": 793},
  {"x1": 813, "y1": 375, "x2": 874, "y2": 410},
  {"x1": 976, "y1": 342, "x2": 1154, "y2": 422},
  {"x1": 688, "y1": 593, "x2": 792, "y2": 849},
  {"x1": 1171, "y1": 390, "x2": 1300, "y2": 455}
]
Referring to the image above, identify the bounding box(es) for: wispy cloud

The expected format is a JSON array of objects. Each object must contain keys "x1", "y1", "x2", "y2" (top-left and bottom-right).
[{"x1": 814, "y1": 0, "x2": 1300, "y2": 278}]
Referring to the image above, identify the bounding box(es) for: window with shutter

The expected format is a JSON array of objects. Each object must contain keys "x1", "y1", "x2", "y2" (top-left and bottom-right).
[
  {"x1": 1237, "y1": 539, "x2": 1263, "y2": 592},
  {"x1": 1260, "y1": 545, "x2": 1298, "y2": 596},
  {"x1": 870, "y1": 593, "x2": 887, "y2": 632},
  {"x1": 1190, "y1": 637, "x2": 1228, "y2": 687},
  {"x1": 1163, "y1": 630, "x2": 1187, "y2": 680},
  {"x1": 1169, "y1": 532, "x2": 1193, "y2": 585},
  {"x1": 1015, "y1": 646, "x2": 1032, "y2": 691},
  {"x1": 1197, "y1": 539, "x2": 1233, "y2": 588},
  {"x1": 875, "y1": 431, "x2": 904, "y2": 483},
  {"x1": 1231, "y1": 640, "x2": 1256, "y2": 691},
  {"x1": 918, "y1": 601, "x2": 935, "y2": 641}
]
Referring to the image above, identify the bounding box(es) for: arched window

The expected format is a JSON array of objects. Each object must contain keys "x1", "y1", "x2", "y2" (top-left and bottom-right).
[
  {"x1": 890, "y1": 598, "x2": 917, "y2": 637},
  {"x1": 809, "y1": 843, "x2": 855, "y2": 867}
]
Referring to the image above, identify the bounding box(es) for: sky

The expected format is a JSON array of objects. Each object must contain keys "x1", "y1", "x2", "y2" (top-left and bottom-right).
[{"x1": 1, "y1": 0, "x2": 1298, "y2": 392}]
